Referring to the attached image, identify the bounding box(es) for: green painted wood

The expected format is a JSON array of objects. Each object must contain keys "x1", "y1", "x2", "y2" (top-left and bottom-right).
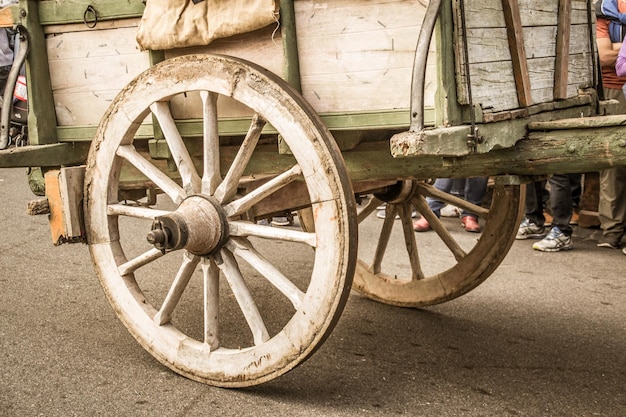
[
  {"x1": 343, "y1": 128, "x2": 626, "y2": 182},
  {"x1": 56, "y1": 108, "x2": 425, "y2": 143},
  {"x1": 37, "y1": 0, "x2": 145, "y2": 26},
  {"x1": 20, "y1": 0, "x2": 58, "y2": 146},
  {"x1": 20, "y1": 120, "x2": 626, "y2": 186},
  {"x1": 56, "y1": 124, "x2": 155, "y2": 142},
  {"x1": 148, "y1": 123, "x2": 626, "y2": 184},
  {"x1": 217, "y1": 125, "x2": 626, "y2": 183},
  {"x1": 148, "y1": 50, "x2": 166, "y2": 144},
  {"x1": 435, "y1": 0, "x2": 463, "y2": 127},
  {"x1": 279, "y1": 0, "x2": 301, "y2": 93},
  {"x1": 392, "y1": 99, "x2": 598, "y2": 157},
  {"x1": 0, "y1": 143, "x2": 89, "y2": 168}
]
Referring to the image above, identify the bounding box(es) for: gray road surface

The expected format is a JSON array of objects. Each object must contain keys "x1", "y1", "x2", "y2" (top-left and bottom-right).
[{"x1": 1, "y1": 167, "x2": 625, "y2": 416}]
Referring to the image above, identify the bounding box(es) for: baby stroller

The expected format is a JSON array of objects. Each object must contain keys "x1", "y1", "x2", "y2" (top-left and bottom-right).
[{"x1": 5, "y1": 74, "x2": 28, "y2": 147}]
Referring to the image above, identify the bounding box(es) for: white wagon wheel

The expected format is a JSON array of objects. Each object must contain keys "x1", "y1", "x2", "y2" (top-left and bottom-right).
[
  {"x1": 84, "y1": 54, "x2": 357, "y2": 387},
  {"x1": 353, "y1": 180, "x2": 522, "y2": 307}
]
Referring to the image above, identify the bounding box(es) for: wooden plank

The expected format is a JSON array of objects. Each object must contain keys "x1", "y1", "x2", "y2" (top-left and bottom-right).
[
  {"x1": 456, "y1": 0, "x2": 594, "y2": 113},
  {"x1": 27, "y1": 198, "x2": 50, "y2": 215},
  {"x1": 341, "y1": 124, "x2": 626, "y2": 182},
  {"x1": 554, "y1": 0, "x2": 572, "y2": 100},
  {"x1": 501, "y1": 0, "x2": 532, "y2": 107},
  {"x1": 44, "y1": 17, "x2": 142, "y2": 34},
  {"x1": 469, "y1": 53, "x2": 593, "y2": 112},
  {"x1": 294, "y1": 0, "x2": 431, "y2": 113},
  {"x1": 20, "y1": 0, "x2": 58, "y2": 145},
  {"x1": 42, "y1": 165, "x2": 85, "y2": 244},
  {"x1": 0, "y1": 143, "x2": 89, "y2": 168},
  {"x1": 437, "y1": 0, "x2": 464, "y2": 126},
  {"x1": 46, "y1": 25, "x2": 150, "y2": 126},
  {"x1": 578, "y1": 172, "x2": 601, "y2": 228},
  {"x1": 391, "y1": 99, "x2": 598, "y2": 156},
  {"x1": 38, "y1": 0, "x2": 145, "y2": 26},
  {"x1": 466, "y1": 25, "x2": 591, "y2": 64},
  {"x1": 59, "y1": 166, "x2": 85, "y2": 238},
  {"x1": 164, "y1": 26, "x2": 284, "y2": 121},
  {"x1": 464, "y1": 0, "x2": 589, "y2": 28},
  {"x1": 44, "y1": 170, "x2": 65, "y2": 244},
  {"x1": 279, "y1": 0, "x2": 301, "y2": 91}
]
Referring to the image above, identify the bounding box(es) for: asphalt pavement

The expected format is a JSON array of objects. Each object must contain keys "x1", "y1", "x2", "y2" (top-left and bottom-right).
[{"x1": 1, "y1": 167, "x2": 625, "y2": 416}]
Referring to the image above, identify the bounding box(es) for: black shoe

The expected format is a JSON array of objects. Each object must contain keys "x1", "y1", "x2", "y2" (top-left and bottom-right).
[{"x1": 597, "y1": 234, "x2": 621, "y2": 249}]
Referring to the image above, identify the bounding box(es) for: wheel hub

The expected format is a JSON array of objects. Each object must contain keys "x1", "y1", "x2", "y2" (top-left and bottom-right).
[
  {"x1": 147, "y1": 195, "x2": 229, "y2": 255},
  {"x1": 373, "y1": 180, "x2": 420, "y2": 204}
]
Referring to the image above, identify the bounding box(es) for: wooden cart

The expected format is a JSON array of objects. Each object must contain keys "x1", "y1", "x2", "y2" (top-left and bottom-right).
[{"x1": 1, "y1": 0, "x2": 625, "y2": 387}]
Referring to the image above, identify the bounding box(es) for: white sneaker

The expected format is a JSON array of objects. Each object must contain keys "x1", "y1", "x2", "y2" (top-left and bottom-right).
[
  {"x1": 440, "y1": 204, "x2": 461, "y2": 218},
  {"x1": 532, "y1": 227, "x2": 573, "y2": 252},
  {"x1": 376, "y1": 207, "x2": 417, "y2": 219}
]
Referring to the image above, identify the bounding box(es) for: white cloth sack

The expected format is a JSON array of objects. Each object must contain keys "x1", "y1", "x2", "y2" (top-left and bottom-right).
[{"x1": 136, "y1": 0, "x2": 279, "y2": 50}]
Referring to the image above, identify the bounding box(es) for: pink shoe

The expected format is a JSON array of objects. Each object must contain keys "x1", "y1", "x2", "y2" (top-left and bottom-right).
[
  {"x1": 461, "y1": 216, "x2": 480, "y2": 233},
  {"x1": 413, "y1": 217, "x2": 431, "y2": 232}
]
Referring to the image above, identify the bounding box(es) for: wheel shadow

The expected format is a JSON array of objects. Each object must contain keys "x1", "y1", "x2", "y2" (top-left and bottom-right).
[{"x1": 245, "y1": 290, "x2": 626, "y2": 415}]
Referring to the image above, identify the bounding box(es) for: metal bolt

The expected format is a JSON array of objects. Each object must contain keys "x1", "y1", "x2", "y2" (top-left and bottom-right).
[{"x1": 147, "y1": 229, "x2": 167, "y2": 245}]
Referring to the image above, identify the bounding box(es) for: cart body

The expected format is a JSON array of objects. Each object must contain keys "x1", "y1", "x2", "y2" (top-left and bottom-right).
[{"x1": 0, "y1": 0, "x2": 624, "y2": 388}]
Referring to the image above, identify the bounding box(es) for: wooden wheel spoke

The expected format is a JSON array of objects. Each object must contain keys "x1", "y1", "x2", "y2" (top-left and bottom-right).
[
  {"x1": 150, "y1": 101, "x2": 201, "y2": 193},
  {"x1": 223, "y1": 164, "x2": 302, "y2": 217},
  {"x1": 357, "y1": 196, "x2": 383, "y2": 224},
  {"x1": 202, "y1": 258, "x2": 220, "y2": 350},
  {"x1": 154, "y1": 252, "x2": 201, "y2": 325},
  {"x1": 370, "y1": 204, "x2": 397, "y2": 274},
  {"x1": 116, "y1": 144, "x2": 186, "y2": 204},
  {"x1": 227, "y1": 238, "x2": 305, "y2": 310},
  {"x1": 117, "y1": 247, "x2": 165, "y2": 276},
  {"x1": 214, "y1": 114, "x2": 266, "y2": 204},
  {"x1": 200, "y1": 91, "x2": 221, "y2": 196},
  {"x1": 229, "y1": 220, "x2": 316, "y2": 247},
  {"x1": 397, "y1": 204, "x2": 425, "y2": 280},
  {"x1": 216, "y1": 248, "x2": 270, "y2": 345},
  {"x1": 417, "y1": 182, "x2": 489, "y2": 218},
  {"x1": 107, "y1": 203, "x2": 170, "y2": 220},
  {"x1": 413, "y1": 195, "x2": 467, "y2": 261}
]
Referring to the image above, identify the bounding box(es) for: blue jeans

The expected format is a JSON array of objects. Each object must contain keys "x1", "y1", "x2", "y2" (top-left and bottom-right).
[{"x1": 426, "y1": 177, "x2": 489, "y2": 219}]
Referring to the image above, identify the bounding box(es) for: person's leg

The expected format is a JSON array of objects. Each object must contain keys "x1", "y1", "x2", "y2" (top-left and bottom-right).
[
  {"x1": 461, "y1": 176, "x2": 488, "y2": 219},
  {"x1": 426, "y1": 178, "x2": 452, "y2": 215},
  {"x1": 598, "y1": 167, "x2": 626, "y2": 243},
  {"x1": 415, "y1": 178, "x2": 452, "y2": 231},
  {"x1": 449, "y1": 178, "x2": 465, "y2": 198},
  {"x1": 532, "y1": 174, "x2": 580, "y2": 252},
  {"x1": 0, "y1": 66, "x2": 9, "y2": 97},
  {"x1": 548, "y1": 174, "x2": 578, "y2": 236},
  {"x1": 516, "y1": 180, "x2": 548, "y2": 240},
  {"x1": 570, "y1": 174, "x2": 582, "y2": 210},
  {"x1": 525, "y1": 180, "x2": 547, "y2": 227}
]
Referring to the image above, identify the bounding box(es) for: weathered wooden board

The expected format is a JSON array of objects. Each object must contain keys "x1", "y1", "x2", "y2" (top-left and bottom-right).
[
  {"x1": 463, "y1": 0, "x2": 590, "y2": 28},
  {"x1": 45, "y1": 0, "x2": 430, "y2": 127},
  {"x1": 45, "y1": 0, "x2": 591, "y2": 129},
  {"x1": 455, "y1": 0, "x2": 594, "y2": 113},
  {"x1": 46, "y1": 22, "x2": 150, "y2": 126},
  {"x1": 294, "y1": 0, "x2": 434, "y2": 113},
  {"x1": 164, "y1": 0, "x2": 431, "y2": 118},
  {"x1": 164, "y1": 25, "x2": 284, "y2": 120}
]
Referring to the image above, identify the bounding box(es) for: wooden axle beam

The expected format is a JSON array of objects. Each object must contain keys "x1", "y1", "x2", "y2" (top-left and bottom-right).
[{"x1": 343, "y1": 127, "x2": 626, "y2": 182}]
